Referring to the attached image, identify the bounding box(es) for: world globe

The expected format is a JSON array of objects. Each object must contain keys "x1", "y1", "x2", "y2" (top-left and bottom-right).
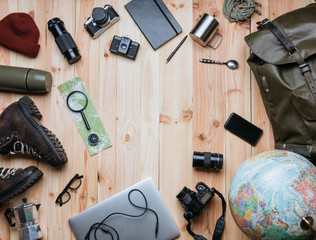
[{"x1": 228, "y1": 150, "x2": 316, "y2": 240}]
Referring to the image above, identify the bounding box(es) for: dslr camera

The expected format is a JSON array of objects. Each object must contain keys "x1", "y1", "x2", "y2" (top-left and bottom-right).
[
  {"x1": 84, "y1": 5, "x2": 120, "y2": 39},
  {"x1": 176, "y1": 182, "x2": 215, "y2": 218},
  {"x1": 109, "y1": 35, "x2": 140, "y2": 60},
  {"x1": 177, "y1": 182, "x2": 226, "y2": 240}
]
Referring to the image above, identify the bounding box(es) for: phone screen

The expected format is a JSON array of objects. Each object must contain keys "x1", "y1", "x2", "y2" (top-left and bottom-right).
[{"x1": 224, "y1": 113, "x2": 263, "y2": 146}]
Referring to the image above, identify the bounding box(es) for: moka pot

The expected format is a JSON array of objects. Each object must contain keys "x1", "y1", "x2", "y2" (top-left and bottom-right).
[{"x1": 4, "y1": 198, "x2": 42, "y2": 240}]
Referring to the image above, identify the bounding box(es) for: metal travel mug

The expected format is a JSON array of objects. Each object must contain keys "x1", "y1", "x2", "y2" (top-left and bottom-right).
[
  {"x1": 189, "y1": 13, "x2": 222, "y2": 49},
  {"x1": 0, "y1": 65, "x2": 52, "y2": 93}
]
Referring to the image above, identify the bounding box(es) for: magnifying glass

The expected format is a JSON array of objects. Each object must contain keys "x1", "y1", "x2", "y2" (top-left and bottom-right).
[{"x1": 67, "y1": 91, "x2": 90, "y2": 130}]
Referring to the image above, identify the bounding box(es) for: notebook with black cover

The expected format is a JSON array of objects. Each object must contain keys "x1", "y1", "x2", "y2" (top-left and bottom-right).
[
  {"x1": 68, "y1": 178, "x2": 180, "y2": 240},
  {"x1": 125, "y1": 0, "x2": 182, "y2": 50}
]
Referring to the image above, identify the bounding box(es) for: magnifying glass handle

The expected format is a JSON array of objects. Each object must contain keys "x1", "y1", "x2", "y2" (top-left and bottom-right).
[{"x1": 80, "y1": 111, "x2": 90, "y2": 130}]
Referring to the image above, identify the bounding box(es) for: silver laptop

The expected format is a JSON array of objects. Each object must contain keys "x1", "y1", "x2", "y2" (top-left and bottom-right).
[{"x1": 69, "y1": 177, "x2": 180, "y2": 240}]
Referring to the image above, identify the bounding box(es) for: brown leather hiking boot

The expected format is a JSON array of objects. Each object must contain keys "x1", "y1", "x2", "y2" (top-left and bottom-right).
[
  {"x1": 0, "y1": 96, "x2": 68, "y2": 167},
  {"x1": 0, "y1": 166, "x2": 43, "y2": 204}
]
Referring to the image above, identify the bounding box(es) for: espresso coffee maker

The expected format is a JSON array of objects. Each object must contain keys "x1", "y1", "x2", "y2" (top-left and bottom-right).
[{"x1": 4, "y1": 198, "x2": 42, "y2": 240}]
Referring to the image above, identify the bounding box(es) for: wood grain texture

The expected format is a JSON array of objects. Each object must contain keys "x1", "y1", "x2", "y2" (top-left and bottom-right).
[
  {"x1": 160, "y1": 0, "x2": 193, "y2": 238},
  {"x1": 0, "y1": 0, "x2": 311, "y2": 240}
]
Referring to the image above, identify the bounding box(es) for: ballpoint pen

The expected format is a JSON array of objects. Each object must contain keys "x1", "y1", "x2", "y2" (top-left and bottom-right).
[{"x1": 166, "y1": 35, "x2": 188, "y2": 64}]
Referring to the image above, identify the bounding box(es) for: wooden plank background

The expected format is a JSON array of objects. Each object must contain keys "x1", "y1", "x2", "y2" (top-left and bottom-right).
[{"x1": 0, "y1": 0, "x2": 312, "y2": 239}]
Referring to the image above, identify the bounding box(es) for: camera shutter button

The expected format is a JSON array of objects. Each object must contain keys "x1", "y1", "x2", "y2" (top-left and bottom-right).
[{"x1": 92, "y1": 7, "x2": 108, "y2": 25}]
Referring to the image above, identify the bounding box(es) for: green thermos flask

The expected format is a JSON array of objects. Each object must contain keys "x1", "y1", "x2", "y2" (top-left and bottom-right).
[{"x1": 0, "y1": 65, "x2": 52, "y2": 93}]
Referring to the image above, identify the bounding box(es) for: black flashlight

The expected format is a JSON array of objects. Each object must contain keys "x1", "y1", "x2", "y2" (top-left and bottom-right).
[
  {"x1": 193, "y1": 151, "x2": 223, "y2": 170},
  {"x1": 48, "y1": 18, "x2": 81, "y2": 64}
]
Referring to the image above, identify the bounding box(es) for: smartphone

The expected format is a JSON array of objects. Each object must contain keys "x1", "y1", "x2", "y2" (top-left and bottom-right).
[{"x1": 224, "y1": 112, "x2": 263, "y2": 146}]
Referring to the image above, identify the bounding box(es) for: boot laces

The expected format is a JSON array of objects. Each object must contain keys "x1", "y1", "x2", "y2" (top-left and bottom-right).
[
  {"x1": 0, "y1": 167, "x2": 20, "y2": 179},
  {"x1": 10, "y1": 141, "x2": 42, "y2": 158}
]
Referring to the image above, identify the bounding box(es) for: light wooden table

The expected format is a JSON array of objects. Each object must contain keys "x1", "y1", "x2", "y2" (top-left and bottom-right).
[{"x1": 0, "y1": 0, "x2": 312, "y2": 239}]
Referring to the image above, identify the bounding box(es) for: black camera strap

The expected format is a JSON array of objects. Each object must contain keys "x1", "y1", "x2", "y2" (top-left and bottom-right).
[
  {"x1": 184, "y1": 188, "x2": 226, "y2": 240},
  {"x1": 211, "y1": 189, "x2": 226, "y2": 240}
]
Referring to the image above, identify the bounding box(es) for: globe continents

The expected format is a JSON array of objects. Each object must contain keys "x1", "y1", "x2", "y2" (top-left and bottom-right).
[{"x1": 228, "y1": 150, "x2": 316, "y2": 240}]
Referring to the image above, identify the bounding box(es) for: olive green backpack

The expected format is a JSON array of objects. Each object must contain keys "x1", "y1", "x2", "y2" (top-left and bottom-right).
[{"x1": 245, "y1": 4, "x2": 316, "y2": 165}]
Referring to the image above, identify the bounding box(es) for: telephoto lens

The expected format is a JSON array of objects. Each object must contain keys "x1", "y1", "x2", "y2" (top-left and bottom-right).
[
  {"x1": 193, "y1": 151, "x2": 223, "y2": 169},
  {"x1": 48, "y1": 18, "x2": 81, "y2": 64}
]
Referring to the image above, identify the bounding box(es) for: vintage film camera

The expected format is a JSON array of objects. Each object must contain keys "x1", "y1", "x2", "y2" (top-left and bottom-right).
[
  {"x1": 109, "y1": 35, "x2": 140, "y2": 60},
  {"x1": 84, "y1": 5, "x2": 120, "y2": 39}
]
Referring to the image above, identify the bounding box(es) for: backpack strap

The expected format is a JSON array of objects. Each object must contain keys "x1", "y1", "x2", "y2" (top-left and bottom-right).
[
  {"x1": 275, "y1": 143, "x2": 316, "y2": 165},
  {"x1": 257, "y1": 18, "x2": 316, "y2": 101}
]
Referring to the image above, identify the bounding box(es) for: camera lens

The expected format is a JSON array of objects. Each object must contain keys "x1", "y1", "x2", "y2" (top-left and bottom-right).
[
  {"x1": 92, "y1": 7, "x2": 109, "y2": 25},
  {"x1": 193, "y1": 151, "x2": 223, "y2": 169},
  {"x1": 121, "y1": 44, "x2": 127, "y2": 49},
  {"x1": 48, "y1": 18, "x2": 81, "y2": 64}
]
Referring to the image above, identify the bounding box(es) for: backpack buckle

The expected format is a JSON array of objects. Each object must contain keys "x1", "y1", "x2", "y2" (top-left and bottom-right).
[
  {"x1": 256, "y1": 18, "x2": 270, "y2": 30},
  {"x1": 299, "y1": 63, "x2": 311, "y2": 74}
]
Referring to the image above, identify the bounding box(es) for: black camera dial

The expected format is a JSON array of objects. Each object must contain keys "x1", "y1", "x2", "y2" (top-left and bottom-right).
[
  {"x1": 92, "y1": 7, "x2": 109, "y2": 25},
  {"x1": 196, "y1": 185, "x2": 206, "y2": 191}
]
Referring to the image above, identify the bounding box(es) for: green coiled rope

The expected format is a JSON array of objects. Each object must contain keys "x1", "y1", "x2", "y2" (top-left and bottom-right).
[{"x1": 223, "y1": 0, "x2": 262, "y2": 23}]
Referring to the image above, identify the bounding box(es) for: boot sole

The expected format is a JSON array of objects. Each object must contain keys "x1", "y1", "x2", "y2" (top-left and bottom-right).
[
  {"x1": 0, "y1": 169, "x2": 43, "y2": 204},
  {"x1": 18, "y1": 96, "x2": 68, "y2": 167}
]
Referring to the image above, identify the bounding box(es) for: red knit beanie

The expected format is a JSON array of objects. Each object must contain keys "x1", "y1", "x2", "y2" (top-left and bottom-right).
[{"x1": 0, "y1": 13, "x2": 40, "y2": 58}]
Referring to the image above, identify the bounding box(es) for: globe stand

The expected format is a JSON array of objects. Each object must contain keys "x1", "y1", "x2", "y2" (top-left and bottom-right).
[{"x1": 301, "y1": 216, "x2": 315, "y2": 234}]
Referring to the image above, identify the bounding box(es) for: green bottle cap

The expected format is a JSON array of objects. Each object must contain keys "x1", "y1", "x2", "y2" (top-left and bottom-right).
[{"x1": 27, "y1": 69, "x2": 52, "y2": 92}]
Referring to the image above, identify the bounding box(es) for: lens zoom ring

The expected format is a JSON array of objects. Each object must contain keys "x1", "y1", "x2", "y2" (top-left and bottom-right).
[
  {"x1": 55, "y1": 34, "x2": 77, "y2": 53},
  {"x1": 204, "y1": 152, "x2": 211, "y2": 168}
]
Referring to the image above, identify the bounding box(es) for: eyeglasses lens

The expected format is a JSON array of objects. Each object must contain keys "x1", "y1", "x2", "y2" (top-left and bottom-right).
[
  {"x1": 69, "y1": 177, "x2": 82, "y2": 190},
  {"x1": 60, "y1": 191, "x2": 71, "y2": 204}
]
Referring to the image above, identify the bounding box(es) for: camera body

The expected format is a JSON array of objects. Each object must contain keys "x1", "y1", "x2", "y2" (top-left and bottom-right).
[
  {"x1": 176, "y1": 182, "x2": 214, "y2": 218},
  {"x1": 84, "y1": 5, "x2": 120, "y2": 39},
  {"x1": 109, "y1": 35, "x2": 140, "y2": 60}
]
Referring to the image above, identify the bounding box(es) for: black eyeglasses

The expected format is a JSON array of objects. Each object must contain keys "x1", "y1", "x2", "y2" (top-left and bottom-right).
[{"x1": 55, "y1": 174, "x2": 83, "y2": 206}]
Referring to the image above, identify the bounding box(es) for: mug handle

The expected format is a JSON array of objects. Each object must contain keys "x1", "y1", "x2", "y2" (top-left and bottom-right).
[
  {"x1": 36, "y1": 203, "x2": 41, "y2": 210},
  {"x1": 4, "y1": 208, "x2": 16, "y2": 227},
  {"x1": 207, "y1": 30, "x2": 223, "y2": 50}
]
